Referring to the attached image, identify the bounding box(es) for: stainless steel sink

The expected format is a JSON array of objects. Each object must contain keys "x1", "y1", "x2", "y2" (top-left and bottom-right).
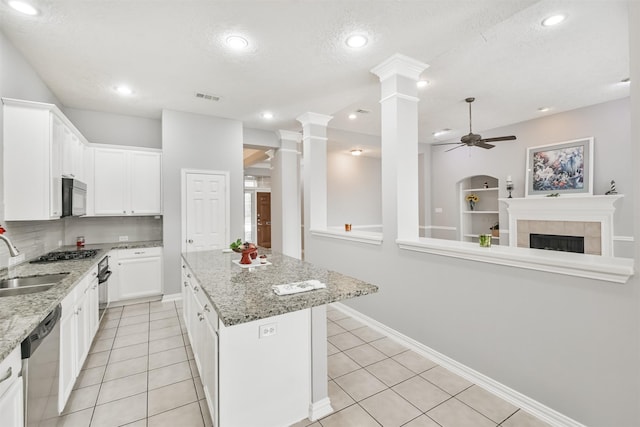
[{"x1": 0, "y1": 272, "x2": 69, "y2": 297}]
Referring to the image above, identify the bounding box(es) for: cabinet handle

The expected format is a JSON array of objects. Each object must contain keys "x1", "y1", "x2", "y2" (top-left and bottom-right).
[
  {"x1": 134, "y1": 251, "x2": 144, "y2": 255},
  {"x1": 204, "y1": 304, "x2": 210, "y2": 312},
  {"x1": 186, "y1": 273, "x2": 191, "y2": 278},
  {"x1": 182, "y1": 265, "x2": 186, "y2": 269},
  {"x1": 78, "y1": 307, "x2": 83, "y2": 312},
  {"x1": 0, "y1": 367, "x2": 12, "y2": 384},
  {"x1": 183, "y1": 281, "x2": 189, "y2": 288},
  {"x1": 197, "y1": 313, "x2": 204, "y2": 321},
  {"x1": 123, "y1": 210, "x2": 126, "y2": 214},
  {"x1": 193, "y1": 286, "x2": 199, "y2": 292}
]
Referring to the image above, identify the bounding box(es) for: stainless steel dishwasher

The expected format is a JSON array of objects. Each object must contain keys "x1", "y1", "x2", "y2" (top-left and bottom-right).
[{"x1": 21, "y1": 305, "x2": 61, "y2": 427}]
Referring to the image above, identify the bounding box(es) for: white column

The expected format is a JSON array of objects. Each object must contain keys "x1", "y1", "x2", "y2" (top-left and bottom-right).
[
  {"x1": 297, "y1": 112, "x2": 333, "y2": 231},
  {"x1": 371, "y1": 54, "x2": 429, "y2": 241},
  {"x1": 271, "y1": 130, "x2": 302, "y2": 259}
]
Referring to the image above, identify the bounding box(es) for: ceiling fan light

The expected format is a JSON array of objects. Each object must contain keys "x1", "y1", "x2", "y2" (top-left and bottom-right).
[{"x1": 542, "y1": 14, "x2": 566, "y2": 27}]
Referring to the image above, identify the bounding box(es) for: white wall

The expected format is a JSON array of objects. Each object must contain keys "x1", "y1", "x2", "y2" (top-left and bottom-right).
[
  {"x1": 429, "y1": 98, "x2": 634, "y2": 255},
  {"x1": 64, "y1": 107, "x2": 162, "y2": 148},
  {"x1": 0, "y1": 30, "x2": 64, "y2": 266},
  {"x1": 327, "y1": 152, "x2": 381, "y2": 227},
  {"x1": 162, "y1": 109, "x2": 244, "y2": 294}
]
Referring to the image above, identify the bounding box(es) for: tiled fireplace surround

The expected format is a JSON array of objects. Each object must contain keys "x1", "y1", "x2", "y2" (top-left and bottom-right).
[
  {"x1": 503, "y1": 195, "x2": 623, "y2": 257},
  {"x1": 516, "y1": 220, "x2": 602, "y2": 255}
]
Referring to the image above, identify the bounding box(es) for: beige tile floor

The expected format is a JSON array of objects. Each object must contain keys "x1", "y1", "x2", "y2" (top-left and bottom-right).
[{"x1": 52, "y1": 301, "x2": 551, "y2": 427}]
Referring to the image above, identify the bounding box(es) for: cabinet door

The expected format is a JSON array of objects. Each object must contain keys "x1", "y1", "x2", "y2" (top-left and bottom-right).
[
  {"x1": 59, "y1": 312, "x2": 76, "y2": 413},
  {"x1": 189, "y1": 285, "x2": 203, "y2": 373},
  {"x1": 50, "y1": 115, "x2": 64, "y2": 218},
  {"x1": 75, "y1": 290, "x2": 90, "y2": 374},
  {"x1": 130, "y1": 151, "x2": 162, "y2": 215},
  {"x1": 118, "y1": 255, "x2": 162, "y2": 300},
  {"x1": 89, "y1": 276, "x2": 99, "y2": 337},
  {"x1": 0, "y1": 377, "x2": 23, "y2": 427},
  {"x1": 94, "y1": 148, "x2": 128, "y2": 215},
  {"x1": 201, "y1": 317, "x2": 218, "y2": 426}
]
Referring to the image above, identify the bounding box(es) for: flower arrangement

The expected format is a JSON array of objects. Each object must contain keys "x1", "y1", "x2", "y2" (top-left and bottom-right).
[
  {"x1": 465, "y1": 194, "x2": 479, "y2": 203},
  {"x1": 465, "y1": 193, "x2": 479, "y2": 210}
]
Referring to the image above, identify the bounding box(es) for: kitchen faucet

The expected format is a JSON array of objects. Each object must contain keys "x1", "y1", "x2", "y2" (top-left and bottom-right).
[{"x1": 0, "y1": 226, "x2": 21, "y2": 257}]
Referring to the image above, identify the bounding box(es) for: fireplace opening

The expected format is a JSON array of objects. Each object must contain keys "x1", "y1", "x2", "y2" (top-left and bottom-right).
[{"x1": 530, "y1": 234, "x2": 585, "y2": 254}]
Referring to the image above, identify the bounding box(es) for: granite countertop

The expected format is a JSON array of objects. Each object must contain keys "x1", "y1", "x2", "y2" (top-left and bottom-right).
[
  {"x1": 0, "y1": 240, "x2": 162, "y2": 363},
  {"x1": 181, "y1": 249, "x2": 378, "y2": 327}
]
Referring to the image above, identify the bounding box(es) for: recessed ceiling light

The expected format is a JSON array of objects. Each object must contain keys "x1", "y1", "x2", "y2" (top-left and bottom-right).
[
  {"x1": 345, "y1": 34, "x2": 368, "y2": 48},
  {"x1": 433, "y1": 129, "x2": 451, "y2": 138},
  {"x1": 417, "y1": 80, "x2": 430, "y2": 88},
  {"x1": 541, "y1": 14, "x2": 566, "y2": 27},
  {"x1": 348, "y1": 113, "x2": 357, "y2": 120},
  {"x1": 8, "y1": 1, "x2": 38, "y2": 15},
  {"x1": 261, "y1": 111, "x2": 274, "y2": 120},
  {"x1": 226, "y1": 35, "x2": 249, "y2": 50},
  {"x1": 350, "y1": 149, "x2": 363, "y2": 156},
  {"x1": 538, "y1": 107, "x2": 550, "y2": 112},
  {"x1": 115, "y1": 86, "x2": 133, "y2": 96}
]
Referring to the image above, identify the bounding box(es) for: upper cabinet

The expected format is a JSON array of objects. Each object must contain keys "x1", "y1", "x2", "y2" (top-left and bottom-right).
[
  {"x1": 61, "y1": 127, "x2": 85, "y2": 181},
  {"x1": 92, "y1": 147, "x2": 162, "y2": 216},
  {"x1": 2, "y1": 98, "x2": 87, "y2": 220}
]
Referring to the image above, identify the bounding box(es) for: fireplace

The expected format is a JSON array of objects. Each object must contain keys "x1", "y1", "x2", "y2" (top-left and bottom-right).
[{"x1": 530, "y1": 233, "x2": 585, "y2": 254}]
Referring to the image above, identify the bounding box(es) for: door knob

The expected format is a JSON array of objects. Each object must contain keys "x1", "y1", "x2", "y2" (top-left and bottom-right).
[{"x1": 266, "y1": 222, "x2": 271, "y2": 225}]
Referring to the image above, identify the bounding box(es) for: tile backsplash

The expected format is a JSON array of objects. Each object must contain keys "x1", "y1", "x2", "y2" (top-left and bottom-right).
[{"x1": 0, "y1": 216, "x2": 163, "y2": 269}]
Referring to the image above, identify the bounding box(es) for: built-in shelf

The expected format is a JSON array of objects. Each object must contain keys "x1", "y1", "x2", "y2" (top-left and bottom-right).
[
  {"x1": 463, "y1": 211, "x2": 499, "y2": 214},
  {"x1": 463, "y1": 187, "x2": 499, "y2": 192},
  {"x1": 460, "y1": 176, "x2": 500, "y2": 243}
]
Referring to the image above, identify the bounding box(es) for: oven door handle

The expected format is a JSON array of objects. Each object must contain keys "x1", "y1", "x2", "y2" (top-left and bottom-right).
[{"x1": 98, "y1": 270, "x2": 112, "y2": 284}]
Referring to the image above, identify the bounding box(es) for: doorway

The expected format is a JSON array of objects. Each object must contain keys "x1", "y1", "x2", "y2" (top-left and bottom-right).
[
  {"x1": 182, "y1": 170, "x2": 229, "y2": 253},
  {"x1": 257, "y1": 192, "x2": 271, "y2": 248}
]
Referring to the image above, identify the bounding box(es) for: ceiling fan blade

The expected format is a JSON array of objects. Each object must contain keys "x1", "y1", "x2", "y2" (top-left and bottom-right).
[
  {"x1": 432, "y1": 142, "x2": 464, "y2": 146},
  {"x1": 445, "y1": 144, "x2": 466, "y2": 152},
  {"x1": 480, "y1": 135, "x2": 516, "y2": 143},
  {"x1": 475, "y1": 142, "x2": 495, "y2": 149}
]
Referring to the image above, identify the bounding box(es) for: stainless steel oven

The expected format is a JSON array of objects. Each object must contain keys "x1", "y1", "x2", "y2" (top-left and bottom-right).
[{"x1": 97, "y1": 255, "x2": 112, "y2": 321}]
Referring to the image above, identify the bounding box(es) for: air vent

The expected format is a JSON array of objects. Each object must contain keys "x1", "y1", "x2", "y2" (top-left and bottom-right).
[
  {"x1": 195, "y1": 92, "x2": 220, "y2": 102},
  {"x1": 356, "y1": 109, "x2": 371, "y2": 114}
]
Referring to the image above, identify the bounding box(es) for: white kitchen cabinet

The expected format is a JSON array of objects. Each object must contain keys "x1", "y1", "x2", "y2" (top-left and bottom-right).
[
  {"x1": 59, "y1": 266, "x2": 99, "y2": 413},
  {"x1": 93, "y1": 146, "x2": 162, "y2": 216},
  {"x1": 62, "y1": 126, "x2": 85, "y2": 181},
  {"x1": 0, "y1": 346, "x2": 24, "y2": 427},
  {"x1": 1, "y1": 98, "x2": 85, "y2": 220},
  {"x1": 114, "y1": 247, "x2": 163, "y2": 301}
]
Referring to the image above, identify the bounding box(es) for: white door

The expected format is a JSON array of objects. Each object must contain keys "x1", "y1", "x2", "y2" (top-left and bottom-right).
[{"x1": 184, "y1": 172, "x2": 227, "y2": 253}]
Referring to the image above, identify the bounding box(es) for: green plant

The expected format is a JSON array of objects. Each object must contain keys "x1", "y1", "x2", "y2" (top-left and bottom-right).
[
  {"x1": 229, "y1": 238, "x2": 243, "y2": 250},
  {"x1": 490, "y1": 222, "x2": 499, "y2": 231}
]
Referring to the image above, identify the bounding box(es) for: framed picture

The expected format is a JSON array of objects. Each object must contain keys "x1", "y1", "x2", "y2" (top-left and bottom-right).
[{"x1": 525, "y1": 137, "x2": 594, "y2": 197}]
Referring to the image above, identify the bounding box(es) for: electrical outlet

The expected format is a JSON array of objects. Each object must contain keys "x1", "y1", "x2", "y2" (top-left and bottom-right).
[
  {"x1": 8, "y1": 253, "x2": 25, "y2": 267},
  {"x1": 434, "y1": 207, "x2": 443, "y2": 213},
  {"x1": 259, "y1": 322, "x2": 277, "y2": 338},
  {"x1": 57, "y1": 240, "x2": 63, "y2": 247},
  {"x1": 119, "y1": 236, "x2": 129, "y2": 242}
]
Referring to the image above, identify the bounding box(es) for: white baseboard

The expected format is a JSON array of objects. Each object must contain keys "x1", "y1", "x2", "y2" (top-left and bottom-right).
[
  {"x1": 331, "y1": 302, "x2": 585, "y2": 427},
  {"x1": 308, "y1": 397, "x2": 333, "y2": 421},
  {"x1": 162, "y1": 293, "x2": 182, "y2": 302}
]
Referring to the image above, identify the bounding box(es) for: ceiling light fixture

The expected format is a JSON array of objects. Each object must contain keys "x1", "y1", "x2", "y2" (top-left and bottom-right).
[
  {"x1": 8, "y1": 0, "x2": 38, "y2": 15},
  {"x1": 433, "y1": 129, "x2": 451, "y2": 138},
  {"x1": 261, "y1": 111, "x2": 274, "y2": 120},
  {"x1": 538, "y1": 107, "x2": 550, "y2": 112},
  {"x1": 350, "y1": 149, "x2": 363, "y2": 156},
  {"x1": 417, "y1": 80, "x2": 430, "y2": 88},
  {"x1": 115, "y1": 86, "x2": 133, "y2": 96},
  {"x1": 348, "y1": 113, "x2": 357, "y2": 120},
  {"x1": 226, "y1": 35, "x2": 249, "y2": 50},
  {"x1": 345, "y1": 34, "x2": 368, "y2": 48},
  {"x1": 541, "y1": 14, "x2": 566, "y2": 27}
]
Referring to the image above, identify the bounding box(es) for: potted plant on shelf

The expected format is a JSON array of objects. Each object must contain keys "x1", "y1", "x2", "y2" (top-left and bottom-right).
[{"x1": 490, "y1": 222, "x2": 499, "y2": 237}]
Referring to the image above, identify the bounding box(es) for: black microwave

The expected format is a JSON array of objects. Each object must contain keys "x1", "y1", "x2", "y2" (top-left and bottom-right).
[{"x1": 62, "y1": 178, "x2": 87, "y2": 217}]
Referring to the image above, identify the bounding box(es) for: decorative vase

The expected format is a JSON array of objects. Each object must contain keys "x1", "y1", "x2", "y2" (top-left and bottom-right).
[
  {"x1": 240, "y1": 248, "x2": 257, "y2": 264},
  {"x1": 479, "y1": 234, "x2": 492, "y2": 247},
  {"x1": 469, "y1": 200, "x2": 475, "y2": 211}
]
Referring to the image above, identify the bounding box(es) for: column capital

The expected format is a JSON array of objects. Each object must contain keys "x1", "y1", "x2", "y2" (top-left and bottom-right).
[
  {"x1": 370, "y1": 53, "x2": 429, "y2": 82},
  {"x1": 296, "y1": 112, "x2": 333, "y2": 127},
  {"x1": 277, "y1": 129, "x2": 302, "y2": 143}
]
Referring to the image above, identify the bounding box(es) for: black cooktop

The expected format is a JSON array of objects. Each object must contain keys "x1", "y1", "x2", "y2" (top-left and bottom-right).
[{"x1": 30, "y1": 249, "x2": 99, "y2": 263}]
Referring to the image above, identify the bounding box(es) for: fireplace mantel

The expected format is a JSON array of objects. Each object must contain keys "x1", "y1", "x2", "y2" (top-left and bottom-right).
[{"x1": 500, "y1": 195, "x2": 624, "y2": 256}]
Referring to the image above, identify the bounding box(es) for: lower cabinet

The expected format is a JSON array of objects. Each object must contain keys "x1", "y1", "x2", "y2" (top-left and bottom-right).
[
  {"x1": 59, "y1": 266, "x2": 99, "y2": 413},
  {"x1": 112, "y1": 247, "x2": 162, "y2": 302},
  {"x1": 0, "y1": 346, "x2": 24, "y2": 427}
]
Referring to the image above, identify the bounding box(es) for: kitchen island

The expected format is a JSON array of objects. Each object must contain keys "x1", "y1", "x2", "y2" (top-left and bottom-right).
[{"x1": 181, "y1": 249, "x2": 378, "y2": 427}]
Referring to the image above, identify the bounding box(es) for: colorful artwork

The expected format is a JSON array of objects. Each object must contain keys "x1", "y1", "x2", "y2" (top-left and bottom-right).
[{"x1": 526, "y1": 138, "x2": 593, "y2": 197}]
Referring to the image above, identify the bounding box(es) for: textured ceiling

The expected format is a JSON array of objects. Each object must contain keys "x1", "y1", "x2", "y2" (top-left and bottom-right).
[{"x1": 0, "y1": 0, "x2": 630, "y2": 146}]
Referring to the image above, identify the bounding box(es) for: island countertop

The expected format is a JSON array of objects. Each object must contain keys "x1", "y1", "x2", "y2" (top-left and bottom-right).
[{"x1": 181, "y1": 249, "x2": 378, "y2": 327}]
